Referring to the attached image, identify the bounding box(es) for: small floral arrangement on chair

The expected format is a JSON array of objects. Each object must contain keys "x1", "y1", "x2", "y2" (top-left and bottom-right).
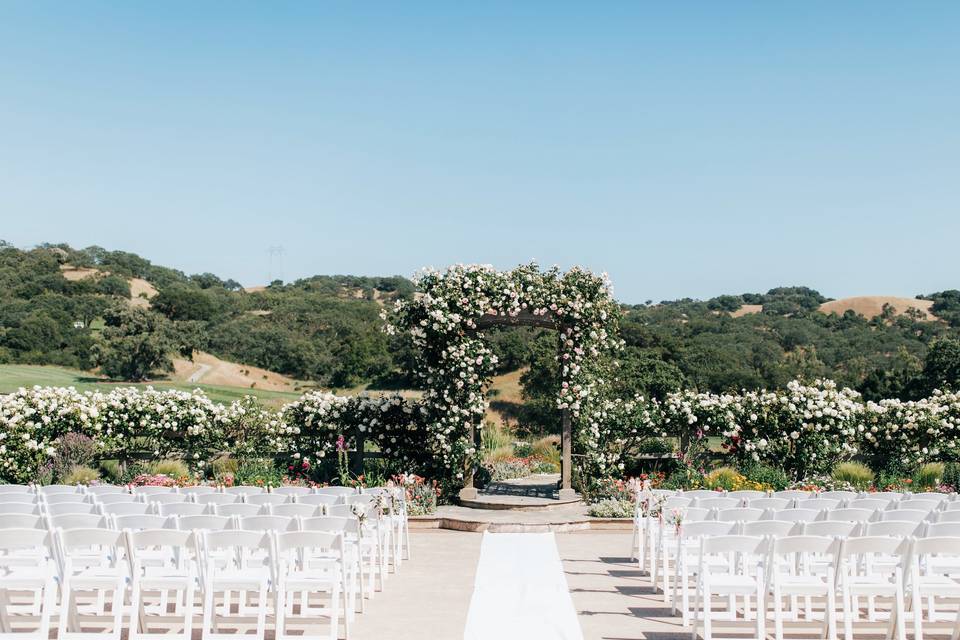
[
  {"x1": 670, "y1": 508, "x2": 685, "y2": 536},
  {"x1": 350, "y1": 502, "x2": 368, "y2": 534}
]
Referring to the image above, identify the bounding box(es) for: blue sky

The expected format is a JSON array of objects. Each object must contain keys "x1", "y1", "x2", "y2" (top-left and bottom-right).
[{"x1": 1, "y1": 2, "x2": 957, "y2": 303}]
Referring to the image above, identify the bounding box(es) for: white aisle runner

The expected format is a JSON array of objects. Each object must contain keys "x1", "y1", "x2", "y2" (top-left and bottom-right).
[{"x1": 463, "y1": 532, "x2": 584, "y2": 640}]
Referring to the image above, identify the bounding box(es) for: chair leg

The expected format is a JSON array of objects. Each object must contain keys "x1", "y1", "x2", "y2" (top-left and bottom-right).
[
  {"x1": 912, "y1": 589, "x2": 923, "y2": 640},
  {"x1": 826, "y1": 587, "x2": 838, "y2": 640},
  {"x1": 129, "y1": 582, "x2": 143, "y2": 640},
  {"x1": 702, "y1": 579, "x2": 712, "y2": 640},
  {"x1": 773, "y1": 585, "x2": 784, "y2": 640},
  {"x1": 894, "y1": 583, "x2": 906, "y2": 640},
  {"x1": 842, "y1": 582, "x2": 853, "y2": 640},
  {"x1": 254, "y1": 582, "x2": 267, "y2": 640},
  {"x1": 755, "y1": 586, "x2": 766, "y2": 640},
  {"x1": 691, "y1": 576, "x2": 701, "y2": 640},
  {"x1": 274, "y1": 587, "x2": 286, "y2": 640}
]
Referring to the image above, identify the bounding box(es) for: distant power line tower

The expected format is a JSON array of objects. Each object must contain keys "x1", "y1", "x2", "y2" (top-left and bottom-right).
[{"x1": 267, "y1": 245, "x2": 284, "y2": 284}]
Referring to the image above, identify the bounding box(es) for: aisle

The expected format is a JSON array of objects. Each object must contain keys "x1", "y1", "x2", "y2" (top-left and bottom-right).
[{"x1": 464, "y1": 532, "x2": 584, "y2": 640}]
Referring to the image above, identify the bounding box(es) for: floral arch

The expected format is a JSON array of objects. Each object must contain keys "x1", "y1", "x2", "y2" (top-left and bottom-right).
[{"x1": 383, "y1": 263, "x2": 623, "y2": 498}]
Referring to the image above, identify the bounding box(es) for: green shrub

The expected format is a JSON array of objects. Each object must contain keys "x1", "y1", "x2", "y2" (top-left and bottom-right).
[
  {"x1": 638, "y1": 437, "x2": 675, "y2": 456},
  {"x1": 63, "y1": 465, "x2": 100, "y2": 486},
  {"x1": 51, "y1": 433, "x2": 97, "y2": 483},
  {"x1": 944, "y1": 462, "x2": 960, "y2": 491},
  {"x1": 703, "y1": 466, "x2": 741, "y2": 491},
  {"x1": 148, "y1": 460, "x2": 191, "y2": 478},
  {"x1": 513, "y1": 442, "x2": 534, "y2": 458},
  {"x1": 531, "y1": 436, "x2": 561, "y2": 466},
  {"x1": 98, "y1": 460, "x2": 123, "y2": 483},
  {"x1": 913, "y1": 462, "x2": 946, "y2": 490},
  {"x1": 741, "y1": 463, "x2": 789, "y2": 490},
  {"x1": 831, "y1": 462, "x2": 875, "y2": 490},
  {"x1": 211, "y1": 456, "x2": 239, "y2": 477},
  {"x1": 485, "y1": 445, "x2": 515, "y2": 464},
  {"x1": 481, "y1": 421, "x2": 513, "y2": 453},
  {"x1": 232, "y1": 459, "x2": 285, "y2": 488},
  {"x1": 587, "y1": 498, "x2": 633, "y2": 518},
  {"x1": 486, "y1": 458, "x2": 532, "y2": 481}
]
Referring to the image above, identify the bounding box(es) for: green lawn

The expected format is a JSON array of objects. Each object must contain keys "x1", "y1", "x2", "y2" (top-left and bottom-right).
[{"x1": 0, "y1": 365, "x2": 302, "y2": 408}]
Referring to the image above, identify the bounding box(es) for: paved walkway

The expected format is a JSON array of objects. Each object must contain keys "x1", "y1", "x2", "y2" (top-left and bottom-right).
[{"x1": 351, "y1": 530, "x2": 683, "y2": 639}]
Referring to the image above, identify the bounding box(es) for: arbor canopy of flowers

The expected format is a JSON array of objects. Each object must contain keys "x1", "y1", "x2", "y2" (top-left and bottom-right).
[{"x1": 381, "y1": 262, "x2": 625, "y2": 481}]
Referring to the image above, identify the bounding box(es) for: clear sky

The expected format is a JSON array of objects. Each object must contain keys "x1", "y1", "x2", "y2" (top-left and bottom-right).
[{"x1": 1, "y1": 2, "x2": 957, "y2": 303}]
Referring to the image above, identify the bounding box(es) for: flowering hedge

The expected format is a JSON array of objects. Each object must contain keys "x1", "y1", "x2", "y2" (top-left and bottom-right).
[{"x1": 861, "y1": 390, "x2": 960, "y2": 472}]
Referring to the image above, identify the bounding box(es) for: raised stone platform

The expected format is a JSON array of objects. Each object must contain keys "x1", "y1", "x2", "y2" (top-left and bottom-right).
[
  {"x1": 410, "y1": 473, "x2": 627, "y2": 532},
  {"x1": 463, "y1": 473, "x2": 582, "y2": 511}
]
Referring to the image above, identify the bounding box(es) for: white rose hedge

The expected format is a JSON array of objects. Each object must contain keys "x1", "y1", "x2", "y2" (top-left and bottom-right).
[{"x1": 2, "y1": 379, "x2": 959, "y2": 484}]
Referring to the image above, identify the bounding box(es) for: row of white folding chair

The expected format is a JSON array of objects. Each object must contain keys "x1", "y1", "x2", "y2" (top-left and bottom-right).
[
  {"x1": 689, "y1": 534, "x2": 960, "y2": 640},
  {"x1": 0, "y1": 525, "x2": 348, "y2": 640},
  {"x1": 655, "y1": 512, "x2": 940, "y2": 601},
  {"x1": 0, "y1": 510, "x2": 389, "y2": 640}
]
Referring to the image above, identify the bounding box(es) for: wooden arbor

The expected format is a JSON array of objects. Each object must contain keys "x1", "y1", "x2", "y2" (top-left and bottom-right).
[{"x1": 458, "y1": 309, "x2": 578, "y2": 502}]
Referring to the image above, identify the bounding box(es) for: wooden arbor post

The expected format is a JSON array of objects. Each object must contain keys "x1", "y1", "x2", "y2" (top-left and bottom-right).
[{"x1": 458, "y1": 310, "x2": 575, "y2": 502}]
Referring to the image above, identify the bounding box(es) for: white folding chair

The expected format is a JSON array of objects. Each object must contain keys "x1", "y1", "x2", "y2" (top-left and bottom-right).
[
  {"x1": 48, "y1": 514, "x2": 110, "y2": 531},
  {"x1": 716, "y1": 508, "x2": 765, "y2": 523},
  {"x1": 803, "y1": 520, "x2": 860, "y2": 538},
  {"x1": 847, "y1": 498, "x2": 887, "y2": 512},
  {"x1": 771, "y1": 508, "x2": 820, "y2": 523},
  {"x1": 0, "y1": 485, "x2": 35, "y2": 495},
  {"x1": 246, "y1": 494, "x2": 291, "y2": 507},
  {"x1": 801, "y1": 499, "x2": 842, "y2": 512},
  {"x1": 271, "y1": 503, "x2": 322, "y2": 519},
  {"x1": 85, "y1": 486, "x2": 128, "y2": 497},
  {"x1": 821, "y1": 491, "x2": 858, "y2": 502},
  {"x1": 158, "y1": 503, "x2": 209, "y2": 518},
  {"x1": 94, "y1": 493, "x2": 138, "y2": 505},
  {"x1": 741, "y1": 520, "x2": 797, "y2": 537},
  {"x1": 314, "y1": 487, "x2": 357, "y2": 499},
  {"x1": 180, "y1": 486, "x2": 217, "y2": 497},
  {"x1": 271, "y1": 486, "x2": 313, "y2": 497},
  {"x1": 695, "y1": 497, "x2": 740, "y2": 511},
  {"x1": 197, "y1": 530, "x2": 272, "y2": 640},
  {"x1": 55, "y1": 528, "x2": 127, "y2": 640},
  {"x1": 907, "y1": 536, "x2": 960, "y2": 640},
  {"x1": 298, "y1": 495, "x2": 342, "y2": 511},
  {"x1": 825, "y1": 508, "x2": 874, "y2": 524},
  {"x1": 45, "y1": 503, "x2": 98, "y2": 516},
  {"x1": 691, "y1": 534, "x2": 767, "y2": 640},
  {"x1": 897, "y1": 500, "x2": 942, "y2": 513},
  {"x1": 131, "y1": 486, "x2": 178, "y2": 497},
  {"x1": 650, "y1": 505, "x2": 709, "y2": 588},
  {"x1": 728, "y1": 490, "x2": 766, "y2": 501},
  {"x1": 0, "y1": 513, "x2": 45, "y2": 529},
  {"x1": 775, "y1": 490, "x2": 812, "y2": 501},
  {"x1": 837, "y1": 536, "x2": 909, "y2": 640},
  {"x1": 39, "y1": 485, "x2": 82, "y2": 496},
  {"x1": 149, "y1": 494, "x2": 190, "y2": 506},
  {"x1": 175, "y1": 515, "x2": 232, "y2": 532},
  {"x1": 0, "y1": 503, "x2": 41, "y2": 515},
  {"x1": 669, "y1": 521, "x2": 737, "y2": 622},
  {"x1": 869, "y1": 491, "x2": 904, "y2": 503},
  {"x1": 766, "y1": 535, "x2": 840, "y2": 640},
  {"x1": 0, "y1": 493, "x2": 39, "y2": 504},
  {"x1": 112, "y1": 514, "x2": 171, "y2": 531},
  {"x1": 908, "y1": 492, "x2": 948, "y2": 503},
  {"x1": 126, "y1": 529, "x2": 198, "y2": 640},
  {"x1": 274, "y1": 531, "x2": 345, "y2": 640},
  {"x1": 213, "y1": 503, "x2": 264, "y2": 518},
  {"x1": 194, "y1": 494, "x2": 239, "y2": 507},
  {"x1": 632, "y1": 494, "x2": 691, "y2": 571},
  {"x1": 223, "y1": 486, "x2": 264, "y2": 498},
  {"x1": 863, "y1": 521, "x2": 922, "y2": 537},
  {"x1": 42, "y1": 493, "x2": 89, "y2": 505},
  {"x1": 748, "y1": 497, "x2": 790, "y2": 511},
  {"x1": 299, "y1": 516, "x2": 364, "y2": 618},
  {"x1": 923, "y1": 521, "x2": 960, "y2": 537},
  {"x1": 935, "y1": 510, "x2": 960, "y2": 523},
  {"x1": 0, "y1": 528, "x2": 58, "y2": 640},
  {"x1": 878, "y1": 510, "x2": 930, "y2": 523},
  {"x1": 236, "y1": 516, "x2": 297, "y2": 533},
  {"x1": 100, "y1": 502, "x2": 152, "y2": 518},
  {"x1": 682, "y1": 490, "x2": 723, "y2": 500}
]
